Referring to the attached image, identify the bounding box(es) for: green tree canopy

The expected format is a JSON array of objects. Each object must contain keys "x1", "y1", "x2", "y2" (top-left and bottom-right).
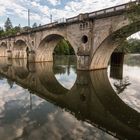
[
  {"x1": 4, "y1": 17, "x2": 13, "y2": 31},
  {"x1": 32, "y1": 22, "x2": 37, "y2": 28},
  {"x1": 116, "y1": 38, "x2": 140, "y2": 53},
  {"x1": 54, "y1": 39, "x2": 75, "y2": 55}
]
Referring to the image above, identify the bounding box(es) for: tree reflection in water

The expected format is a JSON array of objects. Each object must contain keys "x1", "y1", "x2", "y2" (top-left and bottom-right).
[{"x1": 113, "y1": 77, "x2": 131, "y2": 94}]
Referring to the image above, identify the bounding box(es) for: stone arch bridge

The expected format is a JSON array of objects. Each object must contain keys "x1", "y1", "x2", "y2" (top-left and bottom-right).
[{"x1": 0, "y1": 1, "x2": 140, "y2": 70}]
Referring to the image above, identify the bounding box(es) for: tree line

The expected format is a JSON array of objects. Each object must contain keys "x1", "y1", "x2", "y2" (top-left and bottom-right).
[
  {"x1": 0, "y1": 17, "x2": 39, "y2": 38},
  {"x1": 117, "y1": 38, "x2": 140, "y2": 53},
  {"x1": 54, "y1": 39, "x2": 75, "y2": 55}
]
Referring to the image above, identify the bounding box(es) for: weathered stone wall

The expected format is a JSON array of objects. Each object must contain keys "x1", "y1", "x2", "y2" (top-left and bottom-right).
[{"x1": 90, "y1": 14, "x2": 140, "y2": 70}]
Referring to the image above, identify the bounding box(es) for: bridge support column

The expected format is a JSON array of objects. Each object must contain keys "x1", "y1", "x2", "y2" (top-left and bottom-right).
[
  {"x1": 110, "y1": 52, "x2": 124, "y2": 79},
  {"x1": 28, "y1": 51, "x2": 35, "y2": 62},
  {"x1": 111, "y1": 52, "x2": 124, "y2": 66},
  {"x1": 27, "y1": 62, "x2": 36, "y2": 72},
  {"x1": 77, "y1": 55, "x2": 90, "y2": 70},
  {"x1": 7, "y1": 50, "x2": 12, "y2": 59},
  {"x1": 110, "y1": 64, "x2": 123, "y2": 80},
  {"x1": 35, "y1": 49, "x2": 53, "y2": 62},
  {"x1": 35, "y1": 40, "x2": 58, "y2": 62}
]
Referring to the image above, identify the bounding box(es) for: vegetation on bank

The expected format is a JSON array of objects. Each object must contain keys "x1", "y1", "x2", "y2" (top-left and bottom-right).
[
  {"x1": 0, "y1": 18, "x2": 39, "y2": 38},
  {"x1": 117, "y1": 38, "x2": 140, "y2": 53},
  {"x1": 113, "y1": 3, "x2": 140, "y2": 54},
  {"x1": 54, "y1": 39, "x2": 75, "y2": 55},
  {"x1": 127, "y1": 2, "x2": 140, "y2": 23}
]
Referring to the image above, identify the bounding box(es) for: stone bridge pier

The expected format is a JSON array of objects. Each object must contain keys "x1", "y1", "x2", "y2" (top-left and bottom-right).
[{"x1": 0, "y1": 1, "x2": 139, "y2": 70}]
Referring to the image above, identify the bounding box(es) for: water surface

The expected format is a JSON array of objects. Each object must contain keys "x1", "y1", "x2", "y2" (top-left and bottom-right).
[{"x1": 0, "y1": 55, "x2": 140, "y2": 140}]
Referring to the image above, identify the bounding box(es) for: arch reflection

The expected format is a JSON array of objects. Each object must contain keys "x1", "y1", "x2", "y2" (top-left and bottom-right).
[{"x1": 0, "y1": 59, "x2": 139, "y2": 140}]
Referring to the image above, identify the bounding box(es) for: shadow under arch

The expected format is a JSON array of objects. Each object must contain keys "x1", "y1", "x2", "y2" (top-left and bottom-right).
[
  {"x1": 13, "y1": 40, "x2": 29, "y2": 59},
  {"x1": 36, "y1": 34, "x2": 77, "y2": 62},
  {"x1": 90, "y1": 21, "x2": 140, "y2": 70}
]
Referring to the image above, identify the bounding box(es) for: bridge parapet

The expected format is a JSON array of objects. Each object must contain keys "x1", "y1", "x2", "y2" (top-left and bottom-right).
[{"x1": 66, "y1": 0, "x2": 139, "y2": 23}]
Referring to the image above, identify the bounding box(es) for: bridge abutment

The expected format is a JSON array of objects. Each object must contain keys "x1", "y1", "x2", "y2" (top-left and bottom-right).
[{"x1": 77, "y1": 55, "x2": 90, "y2": 70}]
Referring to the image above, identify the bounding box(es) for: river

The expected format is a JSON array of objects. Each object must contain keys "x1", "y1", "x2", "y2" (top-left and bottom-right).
[{"x1": 0, "y1": 54, "x2": 139, "y2": 140}]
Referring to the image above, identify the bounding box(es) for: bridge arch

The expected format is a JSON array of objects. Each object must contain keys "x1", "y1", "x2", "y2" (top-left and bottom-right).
[
  {"x1": 36, "y1": 34, "x2": 77, "y2": 62},
  {"x1": 10, "y1": 59, "x2": 29, "y2": 80},
  {"x1": 13, "y1": 61, "x2": 78, "y2": 97},
  {"x1": 36, "y1": 62, "x2": 76, "y2": 95},
  {"x1": 90, "y1": 21, "x2": 140, "y2": 70},
  {"x1": 13, "y1": 40, "x2": 30, "y2": 59},
  {"x1": 0, "y1": 42, "x2": 7, "y2": 57}
]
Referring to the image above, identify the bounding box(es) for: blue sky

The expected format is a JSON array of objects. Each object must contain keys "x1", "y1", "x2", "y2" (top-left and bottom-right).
[{"x1": 0, "y1": 0, "x2": 134, "y2": 27}]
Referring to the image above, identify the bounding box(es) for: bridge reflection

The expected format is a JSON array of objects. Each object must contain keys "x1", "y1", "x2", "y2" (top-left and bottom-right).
[{"x1": 0, "y1": 58, "x2": 139, "y2": 140}]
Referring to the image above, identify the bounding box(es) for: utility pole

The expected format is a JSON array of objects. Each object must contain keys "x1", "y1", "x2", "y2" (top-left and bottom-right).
[
  {"x1": 50, "y1": 14, "x2": 52, "y2": 23},
  {"x1": 28, "y1": 9, "x2": 30, "y2": 27},
  {"x1": 29, "y1": 92, "x2": 32, "y2": 110}
]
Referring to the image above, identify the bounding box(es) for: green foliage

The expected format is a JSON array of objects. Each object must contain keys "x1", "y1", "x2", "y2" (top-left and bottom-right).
[
  {"x1": 127, "y1": 2, "x2": 140, "y2": 23},
  {"x1": 0, "y1": 19, "x2": 22, "y2": 38},
  {"x1": 0, "y1": 27, "x2": 4, "y2": 37},
  {"x1": 4, "y1": 17, "x2": 13, "y2": 31},
  {"x1": 0, "y1": 26, "x2": 21, "y2": 37},
  {"x1": 54, "y1": 39, "x2": 75, "y2": 55},
  {"x1": 32, "y1": 22, "x2": 38, "y2": 28},
  {"x1": 14, "y1": 25, "x2": 21, "y2": 32},
  {"x1": 112, "y1": 3, "x2": 140, "y2": 42},
  {"x1": 117, "y1": 38, "x2": 140, "y2": 53}
]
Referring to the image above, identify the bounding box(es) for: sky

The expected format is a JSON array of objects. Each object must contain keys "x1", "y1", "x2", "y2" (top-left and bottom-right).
[{"x1": 0, "y1": 0, "x2": 135, "y2": 27}]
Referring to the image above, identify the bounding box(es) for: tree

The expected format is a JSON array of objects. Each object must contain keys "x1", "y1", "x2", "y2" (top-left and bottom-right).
[
  {"x1": 32, "y1": 22, "x2": 37, "y2": 28},
  {"x1": 7, "y1": 79, "x2": 14, "y2": 88},
  {"x1": 22, "y1": 26, "x2": 31, "y2": 32},
  {"x1": 0, "y1": 27, "x2": 4, "y2": 37},
  {"x1": 14, "y1": 25, "x2": 21, "y2": 33},
  {"x1": 0, "y1": 26, "x2": 3, "y2": 31},
  {"x1": 4, "y1": 17, "x2": 13, "y2": 31},
  {"x1": 117, "y1": 38, "x2": 140, "y2": 53},
  {"x1": 54, "y1": 39, "x2": 75, "y2": 55}
]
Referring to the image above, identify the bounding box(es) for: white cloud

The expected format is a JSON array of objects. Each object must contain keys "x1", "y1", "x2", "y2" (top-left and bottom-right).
[
  {"x1": 130, "y1": 32, "x2": 140, "y2": 39},
  {"x1": 0, "y1": 7, "x2": 6, "y2": 16},
  {"x1": 109, "y1": 64, "x2": 140, "y2": 113},
  {"x1": 47, "y1": 0, "x2": 61, "y2": 6}
]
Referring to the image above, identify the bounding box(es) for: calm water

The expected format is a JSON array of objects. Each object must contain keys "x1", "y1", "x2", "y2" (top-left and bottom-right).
[{"x1": 0, "y1": 55, "x2": 140, "y2": 140}]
